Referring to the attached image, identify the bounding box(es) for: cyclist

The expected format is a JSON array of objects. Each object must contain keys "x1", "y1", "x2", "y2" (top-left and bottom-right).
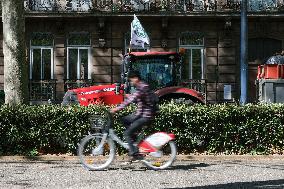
[{"x1": 111, "y1": 70, "x2": 156, "y2": 160}]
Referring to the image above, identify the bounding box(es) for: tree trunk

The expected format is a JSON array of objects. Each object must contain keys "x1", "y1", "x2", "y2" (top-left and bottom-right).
[{"x1": 2, "y1": 0, "x2": 28, "y2": 105}]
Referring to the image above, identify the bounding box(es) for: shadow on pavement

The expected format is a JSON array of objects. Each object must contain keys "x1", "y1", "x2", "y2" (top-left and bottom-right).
[
  {"x1": 167, "y1": 162, "x2": 211, "y2": 170},
  {"x1": 164, "y1": 179, "x2": 284, "y2": 189},
  {"x1": 223, "y1": 161, "x2": 284, "y2": 171}
]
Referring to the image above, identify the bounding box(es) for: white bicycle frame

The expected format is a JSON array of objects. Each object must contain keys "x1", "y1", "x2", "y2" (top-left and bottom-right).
[
  {"x1": 91, "y1": 111, "x2": 160, "y2": 157},
  {"x1": 81, "y1": 111, "x2": 177, "y2": 171},
  {"x1": 92, "y1": 128, "x2": 164, "y2": 159},
  {"x1": 92, "y1": 129, "x2": 130, "y2": 154}
]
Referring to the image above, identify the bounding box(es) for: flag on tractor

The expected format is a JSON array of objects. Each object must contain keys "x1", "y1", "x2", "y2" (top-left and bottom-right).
[{"x1": 130, "y1": 14, "x2": 150, "y2": 48}]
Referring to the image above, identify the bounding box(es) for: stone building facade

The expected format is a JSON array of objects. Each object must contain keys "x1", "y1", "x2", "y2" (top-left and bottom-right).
[{"x1": 0, "y1": 0, "x2": 284, "y2": 104}]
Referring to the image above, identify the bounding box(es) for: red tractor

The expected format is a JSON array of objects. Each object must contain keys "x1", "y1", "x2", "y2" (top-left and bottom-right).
[{"x1": 62, "y1": 51, "x2": 205, "y2": 106}]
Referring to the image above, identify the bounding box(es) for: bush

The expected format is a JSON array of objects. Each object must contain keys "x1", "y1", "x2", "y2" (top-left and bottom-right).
[{"x1": 0, "y1": 103, "x2": 284, "y2": 155}]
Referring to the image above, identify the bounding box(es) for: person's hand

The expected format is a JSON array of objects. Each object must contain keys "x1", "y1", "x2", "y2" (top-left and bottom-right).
[{"x1": 110, "y1": 108, "x2": 119, "y2": 114}]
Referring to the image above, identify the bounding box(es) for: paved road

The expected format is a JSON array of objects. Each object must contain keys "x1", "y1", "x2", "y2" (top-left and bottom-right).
[{"x1": 0, "y1": 157, "x2": 284, "y2": 189}]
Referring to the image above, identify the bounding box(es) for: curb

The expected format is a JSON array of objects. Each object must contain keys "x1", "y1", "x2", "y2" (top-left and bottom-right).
[
  {"x1": 181, "y1": 155, "x2": 284, "y2": 161},
  {"x1": 0, "y1": 155, "x2": 283, "y2": 162}
]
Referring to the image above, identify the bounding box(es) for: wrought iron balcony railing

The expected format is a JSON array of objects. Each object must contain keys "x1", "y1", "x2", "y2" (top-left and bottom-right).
[
  {"x1": 29, "y1": 79, "x2": 57, "y2": 101},
  {"x1": 24, "y1": 0, "x2": 284, "y2": 14},
  {"x1": 64, "y1": 79, "x2": 95, "y2": 91}
]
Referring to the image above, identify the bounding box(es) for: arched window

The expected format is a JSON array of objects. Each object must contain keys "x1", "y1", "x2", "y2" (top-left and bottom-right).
[
  {"x1": 30, "y1": 32, "x2": 54, "y2": 80},
  {"x1": 29, "y1": 32, "x2": 56, "y2": 101},
  {"x1": 66, "y1": 32, "x2": 92, "y2": 80},
  {"x1": 179, "y1": 32, "x2": 205, "y2": 80}
]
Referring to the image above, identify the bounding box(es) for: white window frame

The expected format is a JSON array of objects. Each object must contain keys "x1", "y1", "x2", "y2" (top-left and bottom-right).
[
  {"x1": 66, "y1": 47, "x2": 92, "y2": 80},
  {"x1": 179, "y1": 31, "x2": 205, "y2": 80},
  {"x1": 66, "y1": 33, "x2": 92, "y2": 80},
  {"x1": 30, "y1": 46, "x2": 54, "y2": 80},
  {"x1": 179, "y1": 46, "x2": 205, "y2": 80}
]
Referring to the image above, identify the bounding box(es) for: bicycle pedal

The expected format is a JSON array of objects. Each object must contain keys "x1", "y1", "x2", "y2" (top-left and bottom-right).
[{"x1": 129, "y1": 160, "x2": 140, "y2": 164}]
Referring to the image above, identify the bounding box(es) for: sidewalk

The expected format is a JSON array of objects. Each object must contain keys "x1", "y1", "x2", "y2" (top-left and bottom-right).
[
  {"x1": 1, "y1": 155, "x2": 283, "y2": 188},
  {"x1": 0, "y1": 154, "x2": 283, "y2": 162}
]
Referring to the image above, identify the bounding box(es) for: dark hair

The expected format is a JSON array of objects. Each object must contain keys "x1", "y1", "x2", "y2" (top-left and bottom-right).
[{"x1": 128, "y1": 70, "x2": 141, "y2": 80}]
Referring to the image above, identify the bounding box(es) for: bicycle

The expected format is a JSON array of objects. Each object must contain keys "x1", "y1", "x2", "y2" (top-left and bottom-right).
[{"x1": 77, "y1": 110, "x2": 177, "y2": 170}]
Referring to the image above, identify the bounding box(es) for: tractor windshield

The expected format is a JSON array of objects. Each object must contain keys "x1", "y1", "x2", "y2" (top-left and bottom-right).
[{"x1": 131, "y1": 57, "x2": 176, "y2": 89}]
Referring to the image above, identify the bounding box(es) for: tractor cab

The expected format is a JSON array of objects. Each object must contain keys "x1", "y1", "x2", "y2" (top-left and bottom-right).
[{"x1": 121, "y1": 52, "x2": 181, "y2": 93}]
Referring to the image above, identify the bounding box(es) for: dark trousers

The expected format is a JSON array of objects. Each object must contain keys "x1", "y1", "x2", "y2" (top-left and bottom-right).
[{"x1": 122, "y1": 114, "x2": 151, "y2": 156}]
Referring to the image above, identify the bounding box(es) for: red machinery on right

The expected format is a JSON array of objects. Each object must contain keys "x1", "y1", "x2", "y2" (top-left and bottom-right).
[{"x1": 256, "y1": 55, "x2": 284, "y2": 103}]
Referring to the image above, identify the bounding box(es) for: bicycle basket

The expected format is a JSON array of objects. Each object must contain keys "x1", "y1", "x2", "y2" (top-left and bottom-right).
[{"x1": 89, "y1": 114, "x2": 108, "y2": 130}]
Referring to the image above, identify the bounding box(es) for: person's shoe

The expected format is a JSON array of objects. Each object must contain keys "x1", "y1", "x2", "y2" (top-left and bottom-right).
[{"x1": 130, "y1": 153, "x2": 144, "y2": 162}]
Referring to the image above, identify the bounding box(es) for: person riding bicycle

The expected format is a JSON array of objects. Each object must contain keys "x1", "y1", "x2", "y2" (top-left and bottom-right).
[{"x1": 111, "y1": 70, "x2": 156, "y2": 160}]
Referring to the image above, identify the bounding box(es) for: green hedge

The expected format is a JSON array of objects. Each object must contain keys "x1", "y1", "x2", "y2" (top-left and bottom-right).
[{"x1": 0, "y1": 103, "x2": 284, "y2": 155}]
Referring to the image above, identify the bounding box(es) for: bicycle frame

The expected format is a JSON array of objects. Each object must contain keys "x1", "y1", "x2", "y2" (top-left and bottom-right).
[
  {"x1": 93, "y1": 128, "x2": 129, "y2": 153},
  {"x1": 79, "y1": 111, "x2": 177, "y2": 170},
  {"x1": 91, "y1": 111, "x2": 174, "y2": 155},
  {"x1": 109, "y1": 129, "x2": 130, "y2": 149}
]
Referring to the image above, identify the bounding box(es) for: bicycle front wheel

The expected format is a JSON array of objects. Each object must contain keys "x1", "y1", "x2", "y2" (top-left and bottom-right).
[
  {"x1": 141, "y1": 141, "x2": 177, "y2": 170},
  {"x1": 78, "y1": 134, "x2": 116, "y2": 170}
]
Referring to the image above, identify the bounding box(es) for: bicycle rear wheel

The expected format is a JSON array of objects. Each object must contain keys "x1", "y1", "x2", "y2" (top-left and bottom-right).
[
  {"x1": 141, "y1": 141, "x2": 177, "y2": 170},
  {"x1": 78, "y1": 134, "x2": 115, "y2": 170}
]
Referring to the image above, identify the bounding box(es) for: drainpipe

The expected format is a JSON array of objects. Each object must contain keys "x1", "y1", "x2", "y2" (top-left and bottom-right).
[{"x1": 240, "y1": 0, "x2": 248, "y2": 105}]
